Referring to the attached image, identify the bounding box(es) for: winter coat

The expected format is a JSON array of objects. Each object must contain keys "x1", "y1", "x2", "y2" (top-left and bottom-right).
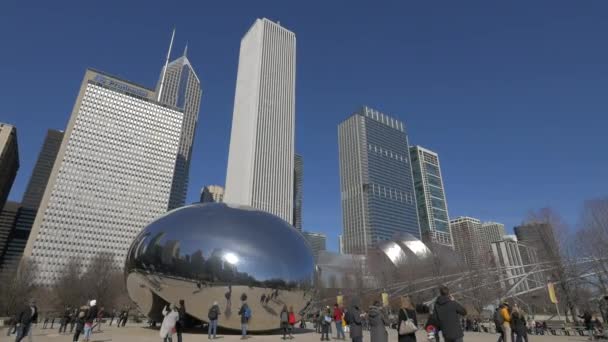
[
  {"x1": 432, "y1": 295, "x2": 467, "y2": 340},
  {"x1": 348, "y1": 306, "x2": 363, "y2": 338},
  {"x1": 333, "y1": 307, "x2": 343, "y2": 322},
  {"x1": 512, "y1": 311, "x2": 527, "y2": 335},
  {"x1": 368, "y1": 306, "x2": 388, "y2": 342},
  {"x1": 208, "y1": 305, "x2": 220, "y2": 321},
  {"x1": 85, "y1": 305, "x2": 98, "y2": 324},
  {"x1": 160, "y1": 307, "x2": 179, "y2": 338},
  {"x1": 280, "y1": 309, "x2": 289, "y2": 329},
  {"x1": 15, "y1": 305, "x2": 38, "y2": 325},
  {"x1": 238, "y1": 303, "x2": 250, "y2": 324},
  {"x1": 500, "y1": 307, "x2": 511, "y2": 325},
  {"x1": 398, "y1": 308, "x2": 417, "y2": 342}
]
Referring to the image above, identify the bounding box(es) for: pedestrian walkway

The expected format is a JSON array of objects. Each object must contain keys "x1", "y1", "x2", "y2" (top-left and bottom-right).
[{"x1": 0, "y1": 325, "x2": 593, "y2": 342}]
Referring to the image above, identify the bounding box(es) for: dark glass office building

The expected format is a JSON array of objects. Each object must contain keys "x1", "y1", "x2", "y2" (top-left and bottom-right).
[{"x1": 338, "y1": 106, "x2": 420, "y2": 254}]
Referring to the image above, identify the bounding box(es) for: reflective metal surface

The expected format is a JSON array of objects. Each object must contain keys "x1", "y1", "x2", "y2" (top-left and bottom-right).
[{"x1": 125, "y1": 203, "x2": 315, "y2": 331}]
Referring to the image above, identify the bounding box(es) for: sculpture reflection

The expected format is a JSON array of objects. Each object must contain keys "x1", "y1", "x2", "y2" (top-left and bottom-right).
[{"x1": 125, "y1": 203, "x2": 315, "y2": 332}]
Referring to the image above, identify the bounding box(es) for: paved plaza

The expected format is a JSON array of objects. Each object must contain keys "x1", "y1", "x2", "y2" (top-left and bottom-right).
[{"x1": 0, "y1": 325, "x2": 594, "y2": 342}]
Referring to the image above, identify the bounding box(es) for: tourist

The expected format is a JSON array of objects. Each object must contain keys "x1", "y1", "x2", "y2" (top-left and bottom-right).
[
  {"x1": 83, "y1": 300, "x2": 98, "y2": 342},
  {"x1": 321, "y1": 307, "x2": 332, "y2": 341},
  {"x1": 59, "y1": 306, "x2": 72, "y2": 334},
  {"x1": 70, "y1": 307, "x2": 78, "y2": 333},
  {"x1": 14, "y1": 299, "x2": 38, "y2": 342},
  {"x1": 431, "y1": 285, "x2": 467, "y2": 342},
  {"x1": 333, "y1": 303, "x2": 345, "y2": 340},
  {"x1": 108, "y1": 309, "x2": 117, "y2": 326},
  {"x1": 397, "y1": 296, "x2": 417, "y2": 342},
  {"x1": 238, "y1": 293, "x2": 251, "y2": 339},
  {"x1": 176, "y1": 300, "x2": 186, "y2": 342},
  {"x1": 288, "y1": 306, "x2": 296, "y2": 339},
  {"x1": 494, "y1": 306, "x2": 505, "y2": 341},
  {"x1": 208, "y1": 301, "x2": 220, "y2": 339},
  {"x1": 72, "y1": 305, "x2": 88, "y2": 342},
  {"x1": 347, "y1": 303, "x2": 363, "y2": 342},
  {"x1": 160, "y1": 304, "x2": 179, "y2": 342},
  {"x1": 368, "y1": 301, "x2": 387, "y2": 342},
  {"x1": 500, "y1": 302, "x2": 512, "y2": 342},
  {"x1": 280, "y1": 305, "x2": 290, "y2": 339},
  {"x1": 579, "y1": 310, "x2": 593, "y2": 340},
  {"x1": 94, "y1": 306, "x2": 104, "y2": 332},
  {"x1": 511, "y1": 305, "x2": 527, "y2": 342}
]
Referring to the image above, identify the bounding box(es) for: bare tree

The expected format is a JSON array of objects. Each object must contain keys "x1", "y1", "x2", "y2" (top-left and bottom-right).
[
  {"x1": 54, "y1": 258, "x2": 86, "y2": 309},
  {"x1": 0, "y1": 258, "x2": 38, "y2": 316},
  {"x1": 576, "y1": 199, "x2": 608, "y2": 294}
]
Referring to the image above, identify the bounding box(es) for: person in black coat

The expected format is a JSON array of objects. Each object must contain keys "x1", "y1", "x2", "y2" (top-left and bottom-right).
[
  {"x1": 432, "y1": 286, "x2": 467, "y2": 342},
  {"x1": 397, "y1": 296, "x2": 417, "y2": 342},
  {"x1": 511, "y1": 308, "x2": 528, "y2": 342},
  {"x1": 15, "y1": 299, "x2": 38, "y2": 342},
  {"x1": 176, "y1": 300, "x2": 186, "y2": 342}
]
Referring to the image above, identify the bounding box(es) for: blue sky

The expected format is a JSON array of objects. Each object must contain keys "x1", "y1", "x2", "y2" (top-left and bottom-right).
[{"x1": 2, "y1": 1, "x2": 607, "y2": 251}]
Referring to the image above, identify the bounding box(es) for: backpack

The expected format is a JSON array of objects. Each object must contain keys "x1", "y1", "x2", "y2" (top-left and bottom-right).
[
  {"x1": 494, "y1": 309, "x2": 504, "y2": 328},
  {"x1": 244, "y1": 306, "x2": 251, "y2": 319},
  {"x1": 208, "y1": 306, "x2": 218, "y2": 320}
]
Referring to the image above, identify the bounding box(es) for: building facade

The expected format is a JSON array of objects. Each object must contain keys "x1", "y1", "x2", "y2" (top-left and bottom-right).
[
  {"x1": 303, "y1": 231, "x2": 326, "y2": 260},
  {"x1": 0, "y1": 123, "x2": 19, "y2": 212},
  {"x1": 491, "y1": 239, "x2": 541, "y2": 294},
  {"x1": 225, "y1": 18, "x2": 296, "y2": 225},
  {"x1": 23, "y1": 69, "x2": 183, "y2": 285},
  {"x1": 450, "y1": 216, "x2": 482, "y2": 268},
  {"x1": 410, "y1": 146, "x2": 453, "y2": 248},
  {"x1": 0, "y1": 201, "x2": 20, "y2": 271},
  {"x1": 339, "y1": 106, "x2": 420, "y2": 254},
  {"x1": 0, "y1": 130, "x2": 64, "y2": 274},
  {"x1": 156, "y1": 46, "x2": 202, "y2": 210},
  {"x1": 514, "y1": 222, "x2": 559, "y2": 263},
  {"x1": 200, "y1": 185, "x2": 225, "y2": 203},
  {"x1": 293, "y1": 154, "x2": 303, "y2": 231},
  {"x1": 480, "y1": 222, "x2": 505, "y2": 247}
]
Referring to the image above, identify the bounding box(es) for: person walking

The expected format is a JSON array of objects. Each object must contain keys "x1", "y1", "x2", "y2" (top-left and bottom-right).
[
  {"x1": 176, "y1": 300, "x2": 186, "y2": 342},
  {"x1": 108, "y1": 309, "x2": 117, "y2": 326},
  {"x1": 579, "y1": 310, "x2": 593, "y2": 340},
  {"x1": 321, "y1": 307, "x2": 332, "y2": 341},
  {"x1": 280, "y1": 305, "x2": 290, "y2": 339},
  {"x1": 397, "y1": 296, "x2": 417, "y2": 342},
  {"x1": 368, "y1": 301, "x2": 388, "y2": 342},
  {"x1": 511, "y1": 306, "x2": 528, "y2": 342},
  {"x1": 70, "y1": 308, "x2": 78, "y2": 333},
  {"x1": 72, "y1": 305, "x2": 88, "y2": 342},
  {"x1": 288, "y1": 306, "x2": 296, "y2": 339},
  {"x1": 333, "y1": 304, "x2": 345, "y2": 340},
  {"x1": 238, "y1": 294, "x2": 251, "y2": 339},
  {"x1": 94, "y1": 306, "x2": 104, "y2": 332},
  {"x1": 431, "y1": 285, "x2": 467, "y2": 342},
  {"x1": 494, "y1": 306, "x2": 505, "y2": 342},
  {"x1": 207, "y1": 301, "x2": 220, "y2": 339},
  {"x1": 14, "y1": 299, "x2": 38, "y2": 342},
  {"x1": 160, "y1": 305, "x2": 179, "y2": 342},
  {"x1": 500, "y1": 303, "x2": 512, "y2": 342},
  {"x1": 83, "y1": 300, "x2": 98, "y2": 342},
  {"x1": 59, "y1": 306, "x2": 72, "y2": 334},
  {"x1": 347, "y1": 303, "x2": 363, "y2": 342}
]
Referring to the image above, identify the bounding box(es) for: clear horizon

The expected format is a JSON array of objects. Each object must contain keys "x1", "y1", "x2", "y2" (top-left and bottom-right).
[{"x1": 2, "y1": 1, "x2": 607, "y2": 252}]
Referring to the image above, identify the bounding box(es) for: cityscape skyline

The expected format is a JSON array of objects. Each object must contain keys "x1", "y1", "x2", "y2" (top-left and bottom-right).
[{"x1": 2, "y1": 2, "x2": 608, "y2": 252}]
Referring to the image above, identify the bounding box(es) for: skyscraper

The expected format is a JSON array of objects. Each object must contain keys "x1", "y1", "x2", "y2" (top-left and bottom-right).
[
  {"x1": 302, "y1": 231, "x2": 326, "y2": 260},
  {"x1": 338, "y1": 106, "x2": 420, "y2": 254},
  {"x1": 450, "y1": 216, "x2": 482, "y2": 268},
  {"x1": 0, "y1": 123, "x2": 19, "y2": 212},
  {"x1": 156, "y1": 32, "x2": 203, "y2": 210},
  {"x1": 480, "y1": 222, "x2": 506, "y2": 246},
  {"x1": 0, "y1": 130, "x2": 63, "y2": 274},
  {"x1": 200, "y1": 185, "x2": 224, "y2": 203},
  {"x1": 0, "y1": 201, "x2": 20, "y2": 271},
  {"x1": 23, "y1": 69, "x2": 184, "y2": 285},
  {"x1": 514, "y1": 222, "x2": 559, "y2": 262},
  {"x1": 410, "y1": 146, "x2": 453, "y2": 248},
  {"x1": 293, "y1": 154, "x2": 303, "y2": 231},
  {"x1": 225, "y1": 18, "x2": 296, "y2": 224}
]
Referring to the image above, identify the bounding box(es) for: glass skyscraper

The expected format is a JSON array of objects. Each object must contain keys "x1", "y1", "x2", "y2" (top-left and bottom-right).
[
  {"x1": 410, "y1": 146, "x2": 454, "y2": 248},
  {"x1": 156, "y1": 46, "x2": 202, "y2": 210},
  {"x1": 338, "y1": 106, "x2": 420, "y2": 254}
]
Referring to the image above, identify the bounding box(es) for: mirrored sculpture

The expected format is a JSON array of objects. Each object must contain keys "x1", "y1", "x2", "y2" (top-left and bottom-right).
[{"x1": 125, "y1": 203, "x2": 315, "y2": 331}]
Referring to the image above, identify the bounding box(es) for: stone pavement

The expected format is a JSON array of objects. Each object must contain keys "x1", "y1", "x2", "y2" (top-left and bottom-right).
[{"x1": 0, "y1": 325, "x2": 594, "y2": 342}]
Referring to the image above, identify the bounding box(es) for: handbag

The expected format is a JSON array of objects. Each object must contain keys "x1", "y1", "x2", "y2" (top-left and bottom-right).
[{"x1": 398, "y1": 309, "x2": 418, "y2": 335}]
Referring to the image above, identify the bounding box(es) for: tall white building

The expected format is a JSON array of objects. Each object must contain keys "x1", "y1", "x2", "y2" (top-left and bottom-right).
[
  {"x1": 23, "y1": 69, "x2": 183, "y2": 285},
  {"x1": 225, "y1": 18, "x2": 296, "y2": 224}
]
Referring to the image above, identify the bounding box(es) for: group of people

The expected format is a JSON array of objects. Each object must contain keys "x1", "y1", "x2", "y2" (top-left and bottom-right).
[
  {"x1": 159, "y1": 300, "x2": 187, "y2": 342},
  {"x1": 493, "y1": 302, "x2": 528, "y2": 342}
]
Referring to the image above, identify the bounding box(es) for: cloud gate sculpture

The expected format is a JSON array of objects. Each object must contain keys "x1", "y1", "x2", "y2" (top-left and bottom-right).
[{"x1": 125, "y1": 203, "x2": 315, "y2": 331}]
